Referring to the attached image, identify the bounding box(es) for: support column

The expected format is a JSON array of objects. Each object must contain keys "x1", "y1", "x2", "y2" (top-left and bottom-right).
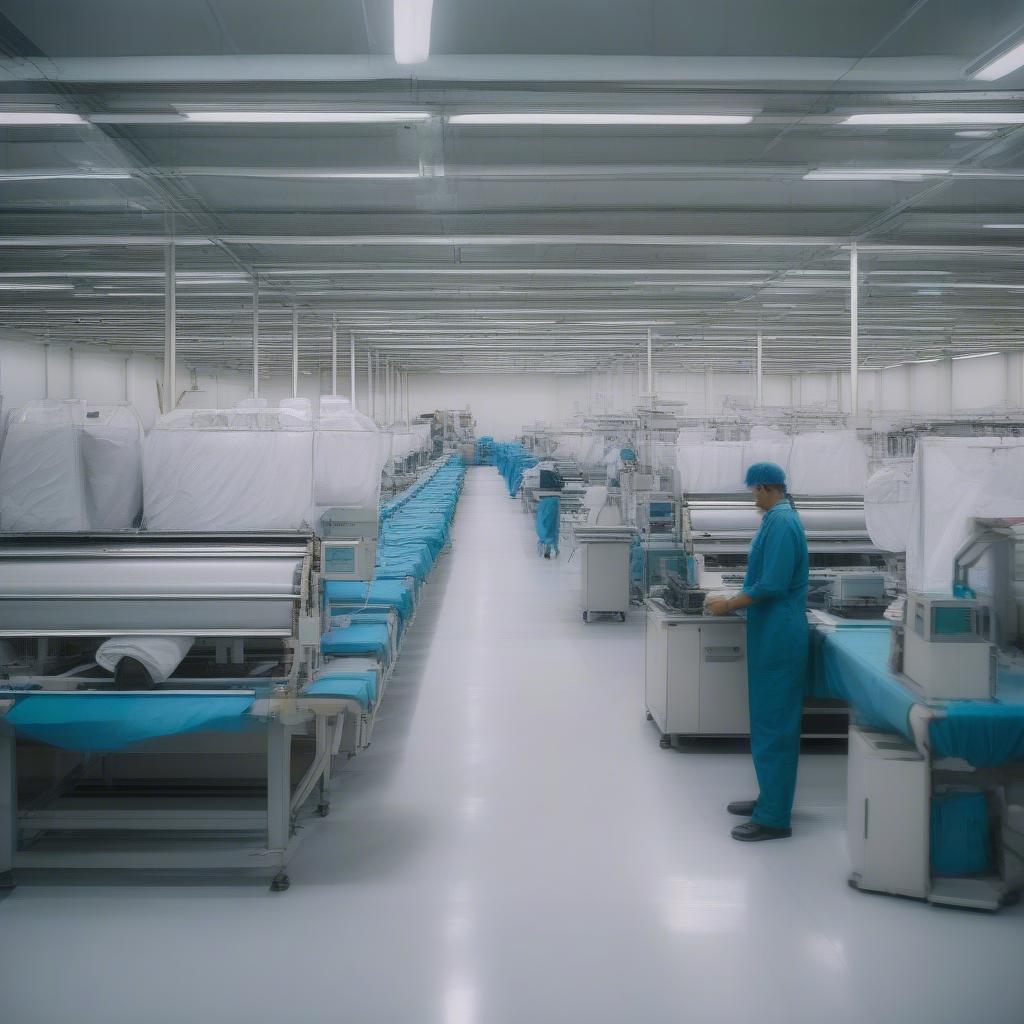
[
  {"x1": 350, "y1": 331, "x2": 356, "y2": 404},
  {"x1": 850, "y1": 242, "x2": 859, "y2": 415},
  {"x1": 331, "y1": 317, "x2": 338, "y2": 397},
  {"x1": 367, "y1": 348, "x2": 373, "y2": 419},
  {"x1": 291, "y1": 306, "x2": 299, "y2": 399},
  {"x1": 163, "y1": 233, "x2": 176, "y2": 413},
  {"x1": 756, "y1": 329, "x2": 764, "y2": 407},
  {"x1": 251, "y1": 277, "x2": 260, "y2": 398},
  {"x1": 646, "y1": 327, "x2": 653, "y2": 399}
]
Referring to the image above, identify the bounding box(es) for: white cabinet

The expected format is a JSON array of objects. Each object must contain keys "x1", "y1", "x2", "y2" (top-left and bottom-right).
[
  {"x1": 644, "y1": 601, "x2": 749, "y2": 739},
  {"x1": 846, "y1": 726, "x2": 929, "y2": 900},
  {"x1": 580, "y1": 538, "x2": 631, "y2": 620}
]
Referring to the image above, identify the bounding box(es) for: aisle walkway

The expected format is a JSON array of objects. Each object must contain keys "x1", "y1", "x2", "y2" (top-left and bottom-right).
[{"x1": 0, "y1": 467, "x2": 1021, "y2": 1024}]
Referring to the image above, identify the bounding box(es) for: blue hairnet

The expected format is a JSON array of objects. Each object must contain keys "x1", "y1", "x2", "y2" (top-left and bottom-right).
[
  {"x1": 744, "y1": 461, "x2": 787, "y2": 487},
  {"x1": 620, "y1": 447, "x2": 638, "y2": 462}
]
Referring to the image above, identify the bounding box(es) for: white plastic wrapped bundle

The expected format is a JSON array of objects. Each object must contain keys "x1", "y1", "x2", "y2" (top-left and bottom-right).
[
  {"x1": 788, "y1": 431, "x2": 867, "y2": 495},
  {"x1": 411, "y1": 423, "x2": 432, "y2": 453},
  {"x1": 864, "y1": 461, "x2": 914, "y2": 553},
  {"x1": 904, "y1": 437, "x2": 1024, "y2": 594},
  {"x1": 388, "y1": 426, "x2": 413, "y2": 461},
  {"x1": 675, "y1": 442, "x2": 747, "y2": 494},
  {"x1": 314, "y1": 397, "x2": 387, "y2": 510},
  {"x1": 143, "y1": 406, "x2": 315, "y2": 531},
  {"x1": 742, "y1": 438, "x2": 792, "y2": 482},
  {"x1": 0, "y1": 399, "x2": 89, "y2": 531},
  {"x1": 80, "y1": 404, "x2": 144, "y2": 529}
]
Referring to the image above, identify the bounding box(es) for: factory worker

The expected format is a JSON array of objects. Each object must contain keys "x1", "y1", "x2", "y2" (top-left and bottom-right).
[
  {"x1": 706, "y1": 462, "x2": 809, "y2": 842},
  {"x1": 538, "y1": 459, "x2": 565, "y2": 491}
]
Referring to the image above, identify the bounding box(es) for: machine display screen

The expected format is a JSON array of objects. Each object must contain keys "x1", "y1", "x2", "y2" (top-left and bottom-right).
[
  {"x1": 324, "y1": 544, "x2": 357, "y2": 575},
  {"x1": 933, "y1": 606, "x2": 973, "y2": 636}
]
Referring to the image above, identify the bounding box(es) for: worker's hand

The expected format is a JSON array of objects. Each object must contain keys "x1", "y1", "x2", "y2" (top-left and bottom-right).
[{"x1": 706, "y1": 597, "x2": 731, "y2": 616}]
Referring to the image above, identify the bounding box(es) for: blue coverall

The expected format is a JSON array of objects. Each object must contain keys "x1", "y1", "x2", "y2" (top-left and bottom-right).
[{"x1": 740, "y1": 499, "x2": 809, "y2": 830}]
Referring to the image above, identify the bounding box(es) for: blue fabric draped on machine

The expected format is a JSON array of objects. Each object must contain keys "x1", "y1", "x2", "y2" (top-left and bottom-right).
[
  {"x1": 2, "y1": 692, "x2": 258, "y2": 752},
  {"x1": 321, "y1": 454, "x2": 465, "y2": 664},
  {"x1": 811, "y1": 625, "x2": 1024, "y2": 768},
  {"x1": 494, "y1": 442, "x2": 537, "y2": 498}
]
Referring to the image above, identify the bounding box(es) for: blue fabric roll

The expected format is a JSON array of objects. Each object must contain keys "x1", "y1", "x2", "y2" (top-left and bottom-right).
[
  {"x1": 321, "y1": 623, "x2": 392, "y2": 662},
  {"x1": 325, "y1": 579, "x2": 415, "y2": 622},
  {"x1": 3, "y1": 693, "x2": 257, "y2": 752}
]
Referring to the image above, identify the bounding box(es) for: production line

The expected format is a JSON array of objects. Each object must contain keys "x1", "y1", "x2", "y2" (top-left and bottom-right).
[{"x1": 0, "y1": 397, "x2": 465, "y2": 891}]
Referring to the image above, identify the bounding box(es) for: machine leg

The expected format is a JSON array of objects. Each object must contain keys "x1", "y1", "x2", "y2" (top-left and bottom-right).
[
  {"x1": 659, "y1": 734, "x2": 673, "y2": 749},
  {"x1": 646, "y1": 711, "x2": 653, "y2": 721},
  {"x1": 266, "y1": 720, "x2": 292, "y2": 852},
  {"x1": 0, "y1": 725, "x2": 15, "y2": 890},
  {"x1": 582, "y1": 612, "x2": 588, "y2": 622},
  {"x1": 270, "y1": 872, "x2": 290, "y2": 892}
]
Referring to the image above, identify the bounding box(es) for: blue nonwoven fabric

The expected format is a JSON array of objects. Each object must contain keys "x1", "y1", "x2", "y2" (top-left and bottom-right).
[
  {"x1": 320, "y1": 622, "x2": 392, "y2": 662},
  {"x1": 2, "y1": 693, "x2": 257, "y2": 752},
  {"x1": 536, "y1": 496, "x2": 560, "y2": 550},
  {"x1": 306, "y1": 671, "x2": 378, "y2": 708},
  {"x1": 930, "y1": 792, "x2": 991, "y2": 877},
  {"x1": 325, "y1": 579, "x2": 415, "y2": 622}
]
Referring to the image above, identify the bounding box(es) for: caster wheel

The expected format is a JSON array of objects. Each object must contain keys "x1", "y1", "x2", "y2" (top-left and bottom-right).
[
  {"x1": 659, "y1": 735, "x2": 672, "y2": 749},
  {"x1": 270, "y1": 872, "x2": 291, "y2": 892},
  {"x1": 646, "y1": 711, "x2": 653, "y2": 722},
  {"x1": 316, "y1": 803, "x2": 330, "y2": 818}
]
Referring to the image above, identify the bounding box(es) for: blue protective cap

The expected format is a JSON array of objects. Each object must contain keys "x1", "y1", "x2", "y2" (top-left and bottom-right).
[
  {"x1": 744, "y1": 461, "x2": 787, "y2": 487},
  {"x1": 620, "y1": 447, "x2": 638, "y2": 462}
]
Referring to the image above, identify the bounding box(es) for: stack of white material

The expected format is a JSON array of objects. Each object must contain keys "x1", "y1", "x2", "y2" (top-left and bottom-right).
[
  {"x1": 676, "y1": 441, "x2": 747, "y2": 493},
  {"x1": 314, "y1": 397, "x2": 387, "y2": 511},
  {"x1": 742, "y1": 426, "x2": 792, "y2": 481},
  {"x1": 0, "y1": 399, "x2": 143, "y2": 532},
  {"x1": 905, "y1": 437, "x2": 1024, "y2": 594},
  {"x1": 143, "y1": 405, "x2": 315, "y2": 531},
  {"x1": 787, "y1": 430, "x2": 868, "y2": 495},
  {"x1": 411, "y1": 423, "x2": 432, "y2": 453}
]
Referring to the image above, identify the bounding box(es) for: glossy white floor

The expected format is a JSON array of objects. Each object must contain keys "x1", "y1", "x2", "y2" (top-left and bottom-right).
[{"x1": 1, "y1": 467, "x2": 1022, "y2": 1024}]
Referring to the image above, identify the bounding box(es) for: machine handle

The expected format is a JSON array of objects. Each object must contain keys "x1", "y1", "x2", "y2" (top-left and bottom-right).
[{"x1": 703, "y1": 645, "x2": 743, "y2": 662}]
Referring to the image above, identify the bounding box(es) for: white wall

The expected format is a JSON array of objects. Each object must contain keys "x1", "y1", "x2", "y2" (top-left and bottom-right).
[{"x1": 0, "y1": 330, "x2": 164, "y2": 427}]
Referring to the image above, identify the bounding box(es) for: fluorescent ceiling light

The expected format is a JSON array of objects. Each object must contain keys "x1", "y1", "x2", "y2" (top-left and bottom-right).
[
  {"x1": 984, "y1": 223, "x2": 1024, "y2": 229},
  {"x1": 0, "y1": 112, "x2": 85, "y2": 125},
  {"x1": 953, "y1": 350, "x2": 1000, "y2": 360},
  {"x1": 804, "y1": 167, "x2": 948, "y2": 181},
  {"x1": 843, "y1": 112, "x2": 1024, "y2": 126},
  {"x1": 180, "y1": 111, "x2": 430, "y2": 124},
  {"x1": 394, "y1": 0, "x2": 433, "y2": 64},
  {"x1": 448, "y1": 113, "x2": 753, "y2": 126},
  {"x1": 971, "y1": 40, "x2": 1024, "y2": 81},
  {"x1": 0, "y1": 171, "x2": 131, "y2": 181},
  {"x1": 908, "y1": 357, "x2": 943, "y2": 363},
  {"x1": 956, "y1": 129, "x2": 998, "y2": 138},
  {"x1": 0, "y1": 282, "x2": 73, "y2": 291}
]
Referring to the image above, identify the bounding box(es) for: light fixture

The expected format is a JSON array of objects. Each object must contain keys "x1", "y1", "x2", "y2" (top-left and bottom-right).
[
  {"x1": 0, "y1": 171, "x2": 132, "y2": 181},
  {"x1": 969, "y1": 36, "x2": 1024, "y2": 81},
  {"x1": 0, "y1": 282, "x2": 74, "y2": 291},
  {"x1": 983, "y1": 223, "x2": 1024, "y2": 229},
  {"x1": 179, "y1": 111, "x2": 431, "y2": 124},
  {"x1": 394, "y1": 0, "x2": 434, "y2": 64},
  {"x1": 955, "y1": 129, "x2": 998, "y2": 138},
  {"x1": 449, "y1": 112, "x2": 753, "y2": 126},
  {"x1": 953, "y1": 351, "x2": 1000, "y2": 360},
  {"x1": 843, "y1": 112, "x2": 1024, "y2": 127},
  {"x1": 0, "y1": 112, "x2": 85, "y2": 126},
  {"x1": 804, "y1": 167, "x2": 948, "y2": 181}
]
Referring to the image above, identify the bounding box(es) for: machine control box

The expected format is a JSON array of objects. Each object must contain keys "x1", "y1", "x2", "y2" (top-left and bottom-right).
[{"x1": 320, "y1": 506, "x2": 379, "y2": 582}]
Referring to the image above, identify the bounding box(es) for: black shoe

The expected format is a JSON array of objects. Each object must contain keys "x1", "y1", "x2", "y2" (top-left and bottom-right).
[
  {"x1": 731, "y1": 822, "x2": 792, "y2": 842},
  {"x1": 727, "y1": 800, "x2": 757, "y2": 817}
]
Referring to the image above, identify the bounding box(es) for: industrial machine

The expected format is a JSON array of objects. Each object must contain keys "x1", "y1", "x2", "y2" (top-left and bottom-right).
[
  {"x1": 320, "y1": 505, "x2": 379, "y2": 581},
  {"x1": 574, "y1": 523, "x2": 635, "y2": 622},
  {"x1": 895, "y1": 595, "x2": 996, "y2": 701},
  {"x1": 0, "y1": 506, "x2": 383, "y2": 891}
]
